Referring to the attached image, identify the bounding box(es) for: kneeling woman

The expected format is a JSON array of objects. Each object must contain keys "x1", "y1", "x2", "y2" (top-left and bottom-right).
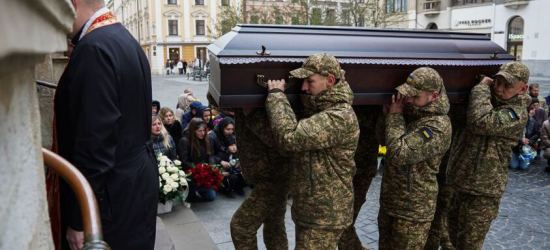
[
  {"x1": 151, "y1": 116, "x2": 176, "y2": 160},
  {"x1": 178, "y1": 118, "x2": 216, "y2": 201}
]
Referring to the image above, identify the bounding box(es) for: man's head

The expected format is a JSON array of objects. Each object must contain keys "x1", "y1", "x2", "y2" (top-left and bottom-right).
[
  {"x1": 70, "y1": 0, "x2": 105, "y2": 37},
  {"x1": 290, "y1": 53, "x2": 344, "y2": 96},
  {"x1": 529, "y1": 83, "x2": 540, "y2": 98},
  {"x1": 396, "y1": 67, "x2": 442, "y2": 107},
  {"x1": 529, "y1": 97, "x2": 540, "y2": 111},
  {"x1": 493, "y1": 61, "x2": 530, "y2": 101},
  {"x1": 184, "y1": 88, "x2": 193, "y2": 96}
]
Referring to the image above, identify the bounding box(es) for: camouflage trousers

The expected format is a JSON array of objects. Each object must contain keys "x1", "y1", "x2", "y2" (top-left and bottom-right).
[
  {"x1": 424, "y1": 184, "x2": 454, "y2": 250},
  {"x1": 378, "y1": 211, "x2": 432, "y2": 250},
  {"x1": 338, "y1": 155, "x2": 378, "y2": 250},
  {"x1": 447, "y1": 191, "x2": 500, "y2": 250},
  {"x1": 295, "y1": 225, "x2": 344, "y2": 250},
  {"x1": 230, "y1": 181, "x2": 289, "y2": 250}
]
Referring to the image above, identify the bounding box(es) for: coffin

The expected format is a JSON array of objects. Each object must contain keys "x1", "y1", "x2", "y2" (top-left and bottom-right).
[{"x1": 207, "y1": 24, "x2": 514, "y2": 108}]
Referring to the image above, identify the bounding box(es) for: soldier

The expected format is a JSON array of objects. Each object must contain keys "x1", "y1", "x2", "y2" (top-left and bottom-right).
[
  {"x1": 229, "y1": 108, "x2": 291, "y2": 250},
  {"x1": 378, "y1": 67, "x2": 452, "y2": 250},
  {"x1": 446, "y1": 61, "x2": 530, "y2": 250},
  {"x1": 265, "y1": 53, "x2": 359, "y2": 249},
  {"x1": 338, "y1": 106, "x2": 381, "y2": 250},
  {"x1": 528, "y1": 83, "x2": 548, "y2": 111}
]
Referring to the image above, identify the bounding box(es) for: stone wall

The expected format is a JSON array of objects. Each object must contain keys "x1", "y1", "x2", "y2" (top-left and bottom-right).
[{"x1": 0, "y1": 1, "x2": 74, "y2": 249}]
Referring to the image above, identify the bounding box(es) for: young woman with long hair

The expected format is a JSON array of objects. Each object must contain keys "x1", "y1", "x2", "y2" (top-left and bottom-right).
[
  {"x1": 177, "y1": 118, "x2": 216, "y2": 201},
  {"x1": 151, "y1": 116, "x2": 176, "y2": 160},
  {"x1": 159, "y1": 107, "x2": 184, "y2": 147}
]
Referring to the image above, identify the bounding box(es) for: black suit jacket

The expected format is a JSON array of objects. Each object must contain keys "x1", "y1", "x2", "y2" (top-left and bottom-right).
[{"x1": 55, "y1": 23, "x2": 158, "y2": 250}]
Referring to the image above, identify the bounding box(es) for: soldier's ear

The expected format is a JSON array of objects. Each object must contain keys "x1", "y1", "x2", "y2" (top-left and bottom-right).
[
  {"x1": 326, "y1": 74, "x2": 336, "y2": 88},
  {"x1": 431, "y1": 90, "x2": 439, "y2": 102},
  {"x1": 518, "y1": 83, "x2": 528, "y2": 95}
]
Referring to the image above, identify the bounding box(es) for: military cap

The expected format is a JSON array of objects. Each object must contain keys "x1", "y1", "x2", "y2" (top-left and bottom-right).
[
  {"x1": 290, "y1": 53, "x2": 344, "y2": 79},
  {"x1": 396, "y1": 67, "x2": 443, "y2": 97},
  {"x1": 495, "y1": 61, "x2": 530, "y2": 85}
]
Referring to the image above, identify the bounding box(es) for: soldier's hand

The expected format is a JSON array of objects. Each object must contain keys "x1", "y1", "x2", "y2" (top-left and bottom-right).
[
  {"x1": 480, "y1": 76, "x2": 494, "y2": 87},
  {"x1": 383, "y1": 104, "x2": 390, "y2": 115},
  {"x1": 389, "y1": 93, "x2": 406, "y2": 114},
  {"x1": 267, "y1": 79, "x2": 286, "y2": 92}
]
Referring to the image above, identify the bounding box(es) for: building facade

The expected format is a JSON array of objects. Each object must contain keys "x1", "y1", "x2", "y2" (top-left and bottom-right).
[
  {"x1": 114, "y1": 0, "x2": 237, "y2": 75},
  {"x1": 417, "y1": 0, "x2": 549, "y2": 77}
]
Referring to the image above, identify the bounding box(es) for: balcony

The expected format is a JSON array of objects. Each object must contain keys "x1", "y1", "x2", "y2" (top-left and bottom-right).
[
  {"x1": 423, "y1": 0, "x2": 441, "y2": 16},
  {"x1": 503, "y1": 0, "x2": 530, "y2": 8}
]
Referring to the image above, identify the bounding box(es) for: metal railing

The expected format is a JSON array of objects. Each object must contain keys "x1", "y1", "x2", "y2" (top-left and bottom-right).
[
  {"x1": 424, "y1": 0, "x2": 441, "y2": 11},
  {"x1": 43, "y1": 148, "x2": 110, "y2": 250}
]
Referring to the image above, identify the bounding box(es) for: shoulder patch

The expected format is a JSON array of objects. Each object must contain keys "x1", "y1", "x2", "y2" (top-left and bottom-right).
[
  {"x1": 498, "y1": 109, "x2": 519, "y2": 124},
  {"x1": 507, "y1": 109, "x2": 518, "y2": 120},
  {"x1": 419, "y1": 128, "x2": 433, "y2": 142}
]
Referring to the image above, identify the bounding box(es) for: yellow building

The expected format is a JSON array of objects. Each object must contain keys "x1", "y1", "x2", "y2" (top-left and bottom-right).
[{"x1": 114, "y1": 0, "x2": 238, "y2": 75}]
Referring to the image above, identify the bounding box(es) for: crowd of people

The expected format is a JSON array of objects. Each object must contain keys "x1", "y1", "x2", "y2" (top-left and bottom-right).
[
  {"x1": 165, "y1": 58, "x2": 210, "y2": 76},
  {"x1": 150, "y1": 88, "x2": 246, "y2": 200}
]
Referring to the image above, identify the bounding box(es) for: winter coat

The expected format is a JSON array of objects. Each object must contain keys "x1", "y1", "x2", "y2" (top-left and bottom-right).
[
  {"x1": 266, "y1": 80, "x2": 359, "y2": 230},
  {"x1": 181, "y1": 101, "x2": 203, "y2": 129},
  {"x1": 447, "y1": 84, "x2": 529, "y2": 198},
  {"x1": 380, "y1": 87, "x2": 452, "y2": 222},
  {"x1": 208, "y1": 117, "x2": 234, "y2": 164},
  {"x1": 151, "y1": 134, "x2": 176, "y2": 161},
  {"x1": 177, "y1": 134, "x2": 210, "y2": 171},
  {"x1": 164, "y1": 120, "x2": 183, "y2": 147}
]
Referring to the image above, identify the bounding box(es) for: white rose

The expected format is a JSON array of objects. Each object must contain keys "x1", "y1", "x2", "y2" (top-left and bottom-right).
[
  {"x1": 170, "y1": 182, "x2": 179, "y2": 189},
  {"x1": 170, "y1": 174, "x2": 179, "y2": 181},
  {"x1": 166, "y1": 178, "x2": 174, "y2": 184},
  {"x1": 179, "y1": 170, "x2": 185, "y2": 176},
  {"x1": 159, "y1": 181, "x2": 162, "y2": 188},
  {"x1": 174, "y1": 160, "x2": 182, "y2": 166},
  {"x1": 161, "y1": 156, "x2": 169, "y2": 162},
  {"x1": 161, "y1": 173, "x2": 170, "y2": 180},
  {"x1": 169, "y1": 166, "x2": 179, "y2": 173},
  {"x1": 163, "y1": 184, "x2": 172, "y2": 194},
  {"x1": 179, "y1": 178, "x2": 188, "y2": 186},
  {"x1": 159, "y1": 167, "x2": 166, "y2": 174},
  {"x1": 159, "y1": 160, "x2": 166, "y2": 168}
]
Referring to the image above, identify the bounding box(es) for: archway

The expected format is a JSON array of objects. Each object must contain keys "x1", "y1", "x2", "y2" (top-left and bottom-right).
[{"x1": 427, "y1": 22, "x2": 438, "y2": 30}]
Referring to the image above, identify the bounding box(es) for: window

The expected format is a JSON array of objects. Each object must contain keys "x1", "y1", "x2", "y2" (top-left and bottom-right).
[
  {"x1": 386, "y1": 0, "x2": 407, "y2": 13},
  {"x1": 167, "y1": 0, "x2": 177, "y2": 4},
  {"x1": 341, "y1": 10, "x2": 350, "y2": 26},
  {"x1": 221, "y1": 0, "x2": 229, "y2": 6},
  {"x1": 196, "y1": 20, "x2": 205, "y2": 35},
  {"x1": 168, "y1": 20, "x2": 178, "y2": 35},
  {"x1": 195, "y1": 0, "x2": 204, "y2": 5},
  {"x1": 250, "y1": 15, "x2": 259, "y2": 24},
  {"x1": 452, "y1": 0, "x2": 493, "y2": 6},
  {"x1": 507, "y1": 16, "x2": 524, "y2": 61},
  {"x1": 326, "y1": 9, "x2": 336, "y2": 24}
]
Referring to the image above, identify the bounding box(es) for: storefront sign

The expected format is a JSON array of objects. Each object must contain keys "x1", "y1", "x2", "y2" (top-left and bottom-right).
[
  {"x1": 508, "y1": 34, "x2": 524, "y2": 41},
  {"x1": 454, "y1": 19, "x2": 492, "y2": 27}
]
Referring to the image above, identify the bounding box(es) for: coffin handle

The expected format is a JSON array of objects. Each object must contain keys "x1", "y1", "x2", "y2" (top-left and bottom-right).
[{"x1": 257, "y1": 75, "x2": 296, "y2": 89}]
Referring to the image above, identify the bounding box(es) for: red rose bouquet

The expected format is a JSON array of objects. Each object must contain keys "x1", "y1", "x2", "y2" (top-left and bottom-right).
[{"x1": 187, "y1": 163, "x2": 224, "y2": 191}]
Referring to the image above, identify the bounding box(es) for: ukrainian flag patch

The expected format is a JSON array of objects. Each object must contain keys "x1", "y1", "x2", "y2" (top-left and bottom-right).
[
  {"x1": 420, "y1": 128, "x2": 433, "y2": 141},
  {"x1": 407, "y1": 75, "x2": 414, "y2": 83},
  {"x1": 508, "y1": 110, "x2": 518, "y2": 119}
]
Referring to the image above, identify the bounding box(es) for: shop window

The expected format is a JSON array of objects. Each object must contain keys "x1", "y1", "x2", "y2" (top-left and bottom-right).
[
  {"x1": 195, "y1": 0, "x2": 204, "y2": 5},
  {"x1": 507, "y1": 16, "x2": 524, "y2": 61}
]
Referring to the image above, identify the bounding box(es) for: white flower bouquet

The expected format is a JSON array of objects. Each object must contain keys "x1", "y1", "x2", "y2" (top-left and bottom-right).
[{"x1": 157, "y1": 153, "x2": 190, "y2": 204}]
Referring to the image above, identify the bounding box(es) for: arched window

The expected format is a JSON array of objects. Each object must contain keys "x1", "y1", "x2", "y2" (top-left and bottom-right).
[
  {"x1": 507, "y1": 16, "x2": 524, "y2": 61},
  {"x1": 427, "y1": 23, "x2": 438, "y2": 30}
]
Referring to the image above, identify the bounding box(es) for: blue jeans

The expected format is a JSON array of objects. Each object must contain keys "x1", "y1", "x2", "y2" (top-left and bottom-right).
[
  {"x1": 188, "y1": 183, "x2": 216, "y2": 201},
  {"x1": 509, "y1": 152, "x2": 529, "y2": 170}
]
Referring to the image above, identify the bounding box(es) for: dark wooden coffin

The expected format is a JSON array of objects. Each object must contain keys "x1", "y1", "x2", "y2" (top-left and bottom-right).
[{"x1": 207, "y1": 24, "x2": 514, "y2": 107}]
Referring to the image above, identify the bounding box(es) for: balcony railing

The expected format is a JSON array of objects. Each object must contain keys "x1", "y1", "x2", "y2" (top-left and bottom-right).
[
  {"x1": 424, "y1": 0, "x2": 440, "y2": 11},
  {"x1": 503, "y1": 0, "x2": 530, "y2": 8}
]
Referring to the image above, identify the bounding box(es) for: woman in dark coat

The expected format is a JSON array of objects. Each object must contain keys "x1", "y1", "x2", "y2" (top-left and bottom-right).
[
  {"x1": 178, "y1": 118, "x2": 216, "y2": 201},
  {"x1": 209, "y1": 117, "x2": 235, "y2": 165},
  {"x1": 159, "y1": 107, "x2": 183, "y2": 147}
]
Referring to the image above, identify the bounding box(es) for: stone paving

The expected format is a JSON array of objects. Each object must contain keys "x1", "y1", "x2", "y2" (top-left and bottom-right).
[{"x1": 152, "y1": 75, "x2": 550, "y2": 250}]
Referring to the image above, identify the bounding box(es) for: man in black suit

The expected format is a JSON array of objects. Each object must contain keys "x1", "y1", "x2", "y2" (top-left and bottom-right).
[{"x1": 55, "y1": 0, "x2": 158, "y2": 249}]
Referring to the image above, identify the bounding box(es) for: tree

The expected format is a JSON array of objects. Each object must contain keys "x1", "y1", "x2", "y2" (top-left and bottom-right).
[
  {"x1": 209, "y1": 4, "x2": 243, "y2": 39},
  {"x1": 344, "y1": 0, "x2": 407, "y2": 28}
]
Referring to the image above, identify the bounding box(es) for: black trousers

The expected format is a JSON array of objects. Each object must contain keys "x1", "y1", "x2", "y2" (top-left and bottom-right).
[{"x1": 223, "y1": 173, "x2": 246, "y2": 193}]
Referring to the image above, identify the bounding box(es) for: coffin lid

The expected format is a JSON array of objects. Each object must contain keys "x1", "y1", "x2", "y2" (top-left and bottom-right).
[{"x1": 208, "y1": 24, "x2": 514, "y2": 66}]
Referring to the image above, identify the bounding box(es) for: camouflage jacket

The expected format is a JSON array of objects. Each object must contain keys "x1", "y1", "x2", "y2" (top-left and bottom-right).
[
  {"x1": 234, "y1": 108, "x2": 290, "y2": 184},
  {"x1": 381, "y1": 89, "x2": 452, "y2": 222},
  {"x1": 447, "y1": 83, "x2": 528, "y2": 197},
  {"x1": 266, "y1": 80, "x2": 359, "y2": 230},
  {"x1": 538, "y1": 96, "x2": 549, "y2": 111}
]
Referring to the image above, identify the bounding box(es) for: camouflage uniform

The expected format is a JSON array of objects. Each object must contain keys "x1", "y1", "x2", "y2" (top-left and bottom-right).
[
  {"x1": 378, "y1": 67, "x2": 452, "y2": 250},
  {"x1": 537, "y1": 96, "x2": 549, "y2": 111},
  {"x1": 265, "y1": 53, "x2": 360, "y2": 250},
  {"x1": 338, "y1": 106, "x2": 381, "y2": 250},
  {"x1": 446, "y1": 61, "x2": 530, "y2": 250},
  {"x1": 424, "y1": 103, "x2": 468, "y2": 250},
  {"x1": 229, "y1": 108, "x2": 291, "y2": 250}
]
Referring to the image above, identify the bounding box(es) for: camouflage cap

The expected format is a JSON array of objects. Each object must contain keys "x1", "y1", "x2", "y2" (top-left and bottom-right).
[
  {"x1": 396, "y1": 67, "x2": 443, "y2": 97},
  {"x1": 495, "y1": 61, "x2": 530, "y2": 85},
  {"x1": 290, "y1": 53, "x2": 344, "y2": 79}
]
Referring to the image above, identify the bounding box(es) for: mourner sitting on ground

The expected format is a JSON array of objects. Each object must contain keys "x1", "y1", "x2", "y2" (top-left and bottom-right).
[
  {"x1": 210, "y1": 134, "x2": 246, "y2": 198},
  {"x1": 152, "y1": 100, "x2": 160, "y2": 115},
  {"x1": 181, "y1": 101, "x2": 203, "y2": 129},
  {"x1": 177, "y1": 118, "x2": 216, "y2": 202},
  {"x1": 151, "y1": 115, "x2": 177, "y2": 161},
  {"x1": 159, "y1": 107, "x2": 183, "y2": 150}
]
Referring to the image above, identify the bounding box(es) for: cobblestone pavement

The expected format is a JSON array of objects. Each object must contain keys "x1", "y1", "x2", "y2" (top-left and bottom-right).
[{"x1": 151, "y1": 75, "x2": 550, "y2": 249}]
